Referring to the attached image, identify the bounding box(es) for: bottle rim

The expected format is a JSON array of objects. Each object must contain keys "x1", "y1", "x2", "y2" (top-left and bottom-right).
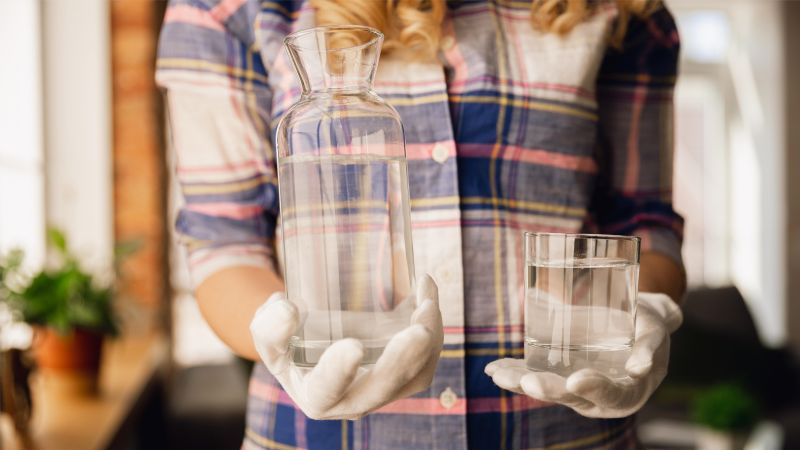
[
  {"x1": 284, "y1": 25, "x2": 384, "y2": 53},
  {"x1": 523, "y1": 232, "x2": 641, "y2": 243}
]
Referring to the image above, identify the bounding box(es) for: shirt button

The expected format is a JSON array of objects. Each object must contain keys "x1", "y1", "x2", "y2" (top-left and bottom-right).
[
  {"x1": 439, "y1": 387, "x2": 458, "y2": 409},
  {"x1": 440, "y1": 35, "x2": 456, "y2": 51},
  {"x1": 431, "y1": 143, "x2": 449, "y2": 164}
]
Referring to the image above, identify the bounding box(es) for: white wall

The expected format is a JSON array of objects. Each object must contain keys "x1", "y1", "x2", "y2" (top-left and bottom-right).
[
  {"x1": 41, "y1": 0, "x2": 113, "y2": 272},
  {"x1": 0, "y1": 0, "x2": 45, "y2": 267}
]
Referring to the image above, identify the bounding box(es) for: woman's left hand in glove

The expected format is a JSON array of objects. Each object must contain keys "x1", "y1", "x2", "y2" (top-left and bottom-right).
[{"x1": 485, "y1": 292, "x2": 683, "y2": 418}]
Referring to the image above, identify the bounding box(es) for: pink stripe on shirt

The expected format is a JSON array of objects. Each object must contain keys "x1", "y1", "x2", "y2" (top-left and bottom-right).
[
  {"x1": 377, "y1": 395, "x2": 549, "y2": 415},
  {"x1": 177, "y1": 160, "x2": 261, "y2": 175},
  {"x1": 406, "y1": 142, "x2": 456, "y2": 160},
  {"x1": 282, "y1": 142, "x2": 451, "y2": 161},
  {"x1": 185, "y1": 202, "x2": 263, "y2": 220},
  {"x1": 249, "y1": 378, "x2": 549, "y2": 415},
  {"x1": 210, "y1": 0, "x2": 247, "y2": 22},
  {"x1": 458, "y1": 144, "x2": 598, "y2": 173},
  {"x1": 376, "y1": 397, "x2": 467, "y2": 415},
  {"x1": 248, "y1": 380, "x2": 468, "y2": 415}
]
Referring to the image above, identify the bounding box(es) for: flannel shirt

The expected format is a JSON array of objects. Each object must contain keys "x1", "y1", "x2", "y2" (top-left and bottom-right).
[{"x1": 156, "y1": 0, "x2": 683, "y2": 448}]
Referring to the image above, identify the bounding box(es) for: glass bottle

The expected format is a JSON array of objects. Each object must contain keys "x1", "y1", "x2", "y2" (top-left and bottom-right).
[{"x1": 276, "y1": 26, "x2": 415, "y2": 367}]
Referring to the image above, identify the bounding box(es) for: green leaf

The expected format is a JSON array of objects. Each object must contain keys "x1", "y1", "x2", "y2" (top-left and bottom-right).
[
  {"x1": 4, "y1": 232, "x2": 119, "y2": 335},
  {"x1": 0, "y1": 248, "x2": 25, "y2": 297},
  {"x1": 48, "y1": 228, "x2": 68, "y2": 255},
  {"x1": 5, "y1": 248, "x2": 24, "y2": 271},
  {"x1": 691, "y1": 383, "x2": 760, "y2": 431}
]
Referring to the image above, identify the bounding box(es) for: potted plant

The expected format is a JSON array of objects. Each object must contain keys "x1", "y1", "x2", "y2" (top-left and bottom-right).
[
  {"x1": 0, "y1": 229, "x2": 120, "y2": 394},
  {"x1": 691, "y1": 382, "x2": 761, "y2": 450}
]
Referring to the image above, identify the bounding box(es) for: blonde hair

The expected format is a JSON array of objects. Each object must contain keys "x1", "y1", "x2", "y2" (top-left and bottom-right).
[{"x1": 311, "y1": 0, "x2": 660, "y2": 59}]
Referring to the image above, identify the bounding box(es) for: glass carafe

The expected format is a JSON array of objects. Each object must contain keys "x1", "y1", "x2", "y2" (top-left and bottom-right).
[{"x1": 276, "y1": 26, "x2": 415, "y2": 367}]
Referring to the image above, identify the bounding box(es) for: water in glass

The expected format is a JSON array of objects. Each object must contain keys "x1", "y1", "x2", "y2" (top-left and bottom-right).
[{"x1": 524, "y1": 234, "x2": 639, "y2": 379}]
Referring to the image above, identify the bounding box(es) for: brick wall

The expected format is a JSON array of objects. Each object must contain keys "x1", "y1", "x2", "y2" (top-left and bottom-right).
[{"x1": 110, "y1": 1, "x2": 169, "y2": 328}]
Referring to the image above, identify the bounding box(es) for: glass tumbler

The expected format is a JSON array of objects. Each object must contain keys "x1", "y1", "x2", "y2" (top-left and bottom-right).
[
  {"x1": 275, "y1": 26, "x2": 415, "y2": 367},
  {"x1": 524, "y1": 233, "x2": 640, "y2": 379}
]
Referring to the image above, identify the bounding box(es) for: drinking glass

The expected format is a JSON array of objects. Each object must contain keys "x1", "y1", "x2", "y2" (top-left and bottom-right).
[
  {"x1": 524, "y1": 232, "x2": 640, "y2": 379},
  {"x1": 276, "y1": 26, "x2": 415, "y2": 367}
]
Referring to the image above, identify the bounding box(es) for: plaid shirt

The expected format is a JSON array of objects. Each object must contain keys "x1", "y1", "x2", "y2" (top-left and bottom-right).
[{"x1": 157, "y1": 1, "x2": 683, "y2": 449}]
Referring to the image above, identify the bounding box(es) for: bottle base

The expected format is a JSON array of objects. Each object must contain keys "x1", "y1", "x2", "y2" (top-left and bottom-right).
[
  {"x1": 288, "y1": 338, "x2": 388, "y2": 368},
  {"x1": 524, "y1": 339, "x2": 632, "y2": 380}
]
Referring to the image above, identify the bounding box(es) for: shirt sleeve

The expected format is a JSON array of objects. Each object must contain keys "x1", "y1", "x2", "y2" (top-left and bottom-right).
[
  {"x1": 156, "y1": 0, "x2": 279, "y2": 288},
  {"x1": 592, "y1": 5, "x2": 685, "y2": 267}
]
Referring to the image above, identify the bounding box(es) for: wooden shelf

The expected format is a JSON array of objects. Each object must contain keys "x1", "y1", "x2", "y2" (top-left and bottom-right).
[{"x1": 2, "y1": 333, "x2": 168, "y2": 450}]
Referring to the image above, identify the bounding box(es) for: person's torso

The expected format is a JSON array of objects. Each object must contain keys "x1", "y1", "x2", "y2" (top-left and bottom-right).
[{"x1": 245, "y1": 1, "x2": 638, "y2": 449}]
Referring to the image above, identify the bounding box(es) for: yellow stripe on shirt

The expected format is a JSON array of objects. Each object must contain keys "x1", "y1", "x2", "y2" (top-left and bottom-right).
[
  {"x1": 157, "y1": 58, "x2": 270, "y2": 84},
  {"x1": 461, "y1": 197, "x2": 586, "y2": 217},
  {"x1": 246, "y1": 428, "x2": 301, "y2": 450},
  {"x1": 450, "y1": 95, "x2": 598, "y2": 121}
]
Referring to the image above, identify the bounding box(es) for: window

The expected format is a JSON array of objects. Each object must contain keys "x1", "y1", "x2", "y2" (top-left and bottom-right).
[
  {"x1": 670, "y1": 0, "x2": 788, "y2": 346},
  {"x1": 0, "y1": 0, "x2": 114, "y2": 349}
]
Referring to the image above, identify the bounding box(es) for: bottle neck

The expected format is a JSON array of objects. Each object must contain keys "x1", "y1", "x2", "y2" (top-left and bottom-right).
[
  {"x1": 300, "y1": 78, "x2": 372, "y2": 95},
  {"x1": 285, "y1": 28, "x2": 382, "y2": 97}
]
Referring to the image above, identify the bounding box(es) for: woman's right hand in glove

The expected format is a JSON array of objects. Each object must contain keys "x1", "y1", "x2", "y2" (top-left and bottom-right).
[{"x1": 249, "y1": 275, "x2": 443, "y2": 420}]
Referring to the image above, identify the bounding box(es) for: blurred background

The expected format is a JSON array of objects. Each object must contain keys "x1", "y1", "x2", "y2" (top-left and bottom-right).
[{"x1": 0, "y1": 0, "x2": 799, "y2": 449}]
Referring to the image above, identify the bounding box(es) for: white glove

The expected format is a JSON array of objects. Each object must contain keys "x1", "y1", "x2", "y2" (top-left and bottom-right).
[
  {"x1": 250, "y1": 274, "x2": 443, "y2": 420},
  {"x1": 485, "y1": 292, "x2": 683, "y2": 418}
]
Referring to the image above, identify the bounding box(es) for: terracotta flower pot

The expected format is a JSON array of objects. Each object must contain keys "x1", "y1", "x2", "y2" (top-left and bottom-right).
[{"x1": 34, "y1": 328, "x2": 104, "y2": 395}]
